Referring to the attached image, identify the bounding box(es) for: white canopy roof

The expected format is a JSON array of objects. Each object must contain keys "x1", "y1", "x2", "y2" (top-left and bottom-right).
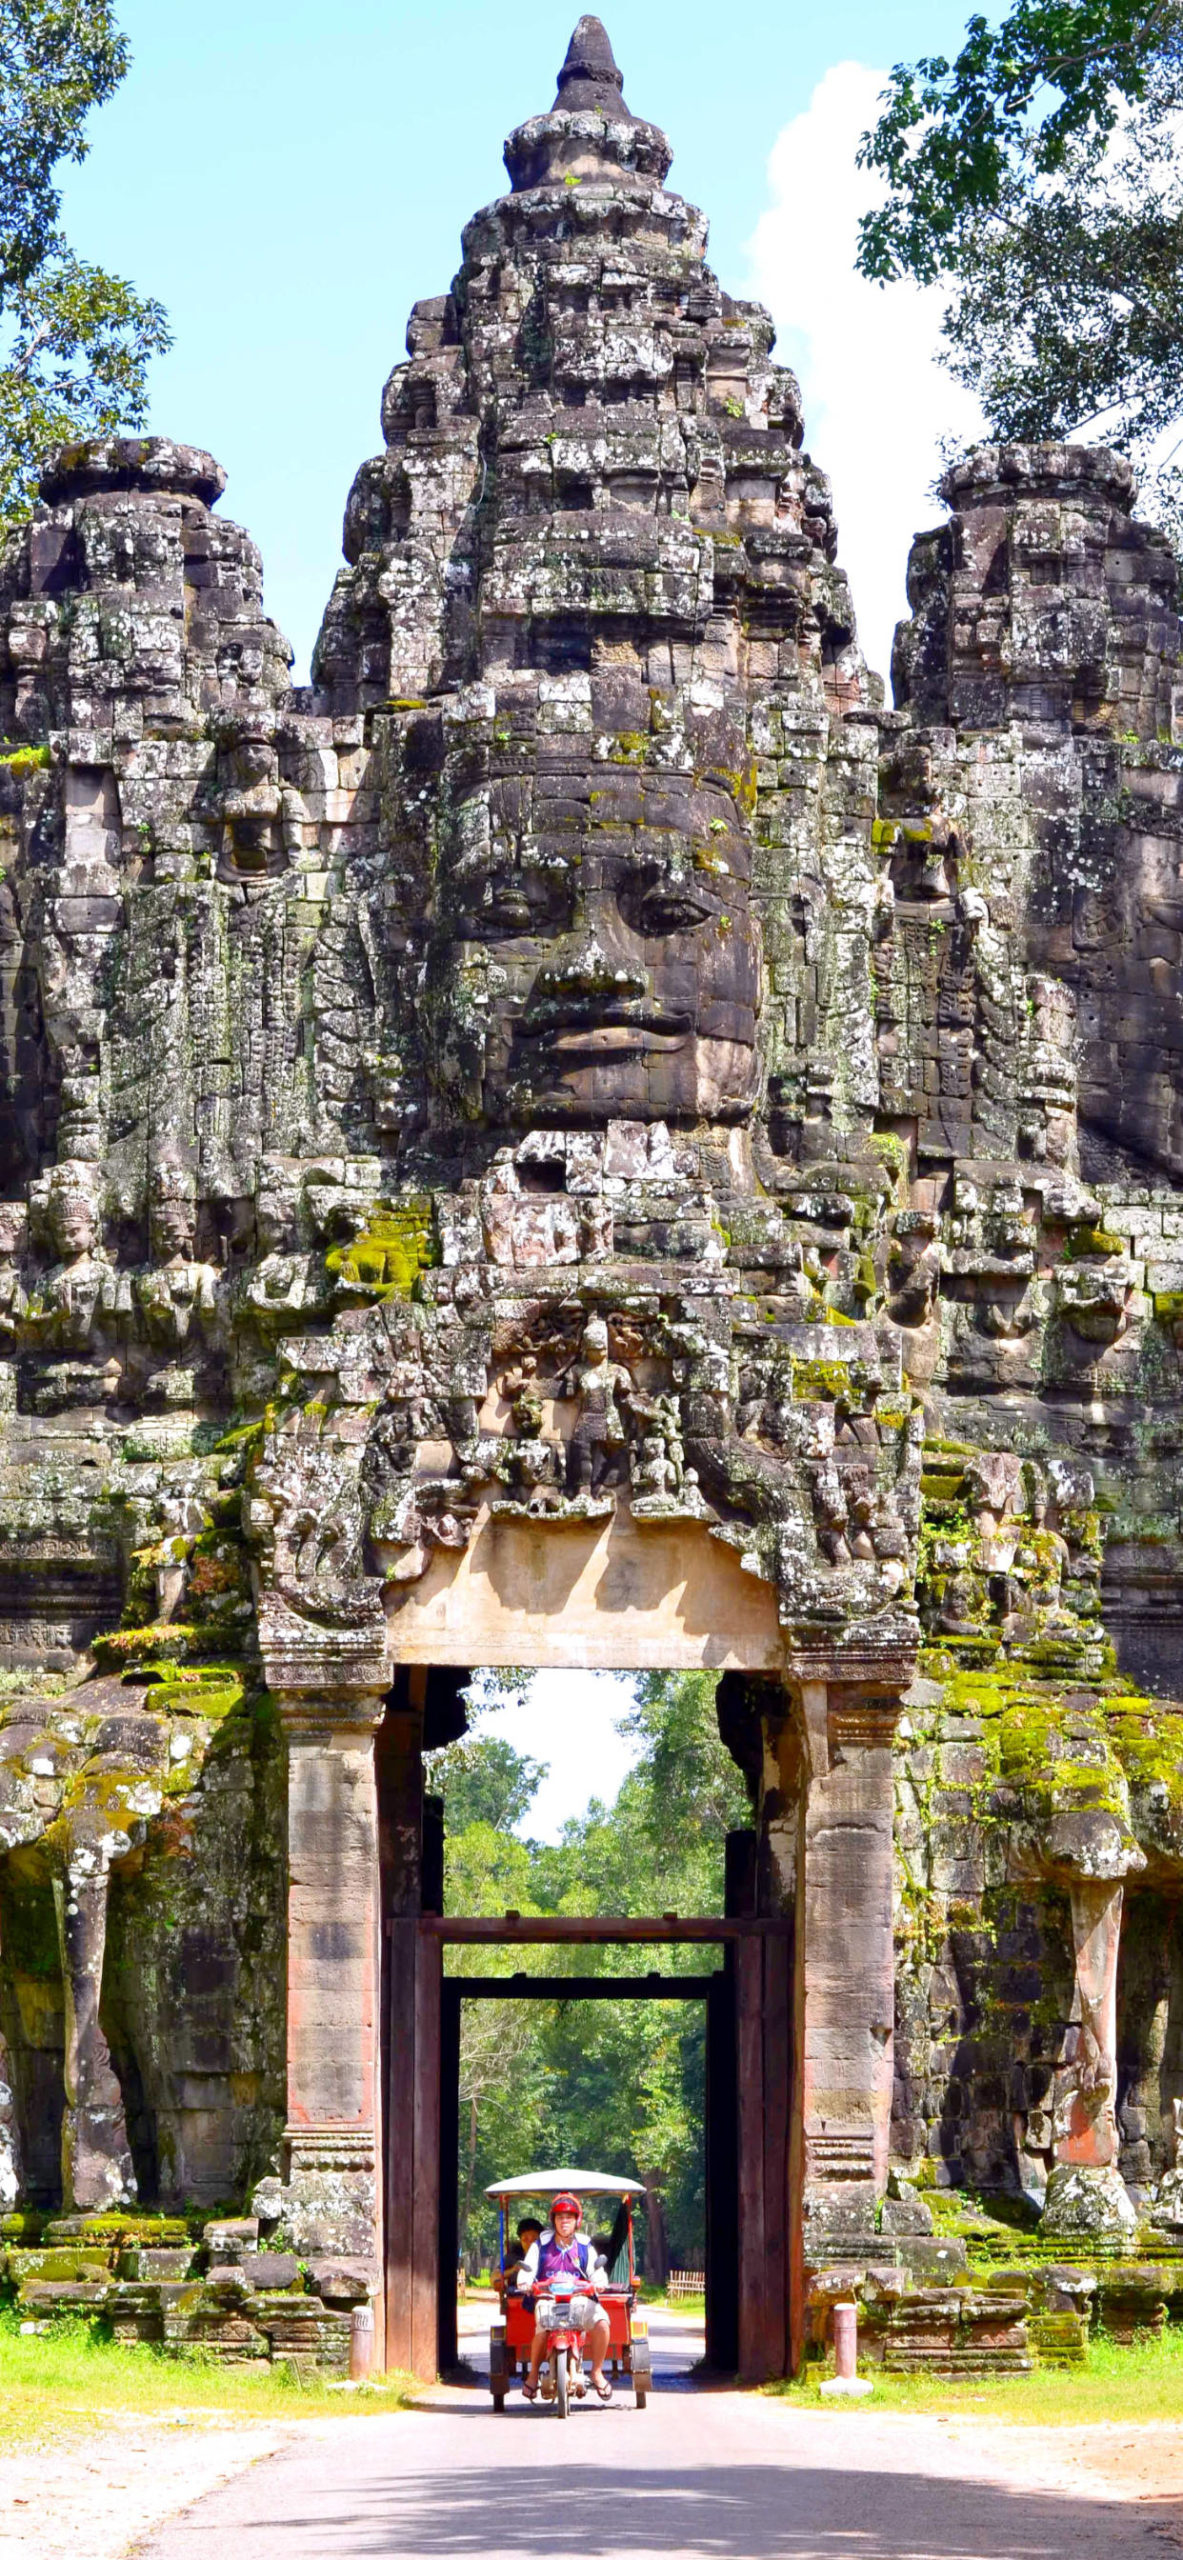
[{"x1": 485, "y1": 2169, "x2": 644, "y2": 2201}]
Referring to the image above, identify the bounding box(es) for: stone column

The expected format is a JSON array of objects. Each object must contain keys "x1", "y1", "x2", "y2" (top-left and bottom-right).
[
  {"x1": 0, "y1": 1907, "x2": 22, "y2": 2212},
  {"x1": 54, "y1": 1850, "x2": 136, "y2": 2210},
  {"x1": 787, "y1": 1682, "x2": 900, "y2": 2365},
  {"x1": 1043, "y1": 1874, "x2": 1136, "y2": 2238},
  {"x1": 1060, "y1": 1880, "x2": 1123, "y2": 2168},
  {"x1": 269, "y1": 1684, "x2": 388, "y2": 2270}
]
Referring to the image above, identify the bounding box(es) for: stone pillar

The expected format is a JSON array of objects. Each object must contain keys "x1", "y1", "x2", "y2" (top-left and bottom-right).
[
  {"x1": 787, "y1": 1682, "x2": 900, "y2": 2366},
  {"x1": 252, "y1": 1673, "x2": 389, "y2": 2305},
  {"x1": 281, "y1": 1690, "x2": 387, "y2": 2252},
  {"x1": 1044, "y1": 1874, "x2": 1136, "y2": 2238},
  {"x1": 54, "y1": 1851, "x2": 136, "y2": 2210},
  {"x1": 1059, "y1": 1880, "x2": 1123, "y2": 2169},
  {"x1": 0, "y1": 1910, "x2": 22, "y2": 2212}
]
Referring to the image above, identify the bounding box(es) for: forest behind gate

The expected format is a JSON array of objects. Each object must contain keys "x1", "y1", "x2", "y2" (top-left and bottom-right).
[{"x1": 426, "y1": 1670, "x2": 750, "y2": 2279}]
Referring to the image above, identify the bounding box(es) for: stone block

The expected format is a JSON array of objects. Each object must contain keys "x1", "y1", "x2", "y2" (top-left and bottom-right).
[
  {"x1": 116, "y1": 2246, "x2": 196, "y2": 2281},
  {"x1": 306, "y1": 2258, "x2": 373, "y2": 2306},
  {"x1": 204, "y1": 2218, "x2": 259, "y2": 2264},
  {"x1": 241, "y1": 2253, "x2": 301, "y2": 2291}
]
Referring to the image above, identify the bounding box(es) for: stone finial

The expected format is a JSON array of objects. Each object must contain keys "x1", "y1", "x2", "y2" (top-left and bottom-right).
[
  {"x1": 504, "y1": 12, "x2": 668, "y2": 189},
  {"x1": 38, "y1": 436, "x2": 227, "y2": 509},
  {"x1": 554, "y1": 16, "x2": 629, "y2": 113}
]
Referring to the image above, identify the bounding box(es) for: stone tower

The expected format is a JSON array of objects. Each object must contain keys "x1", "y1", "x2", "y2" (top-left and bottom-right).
[{"x1": 0, "y1": 19, "x2": 1176, "y2": 2373}]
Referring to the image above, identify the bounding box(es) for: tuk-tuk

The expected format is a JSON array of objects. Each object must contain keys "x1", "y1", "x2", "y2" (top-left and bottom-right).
[{"x1": 485, "y1": 2170, "x2": 652, "y2": 2411}]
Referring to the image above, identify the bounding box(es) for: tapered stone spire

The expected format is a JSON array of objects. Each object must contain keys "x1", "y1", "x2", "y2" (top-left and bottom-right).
[
  {"x1": 553, "y1": 15, "x2": 632, "y2": 116},
  {"x1": 505, "y1": 11, "x2": 668, "y2": 187}
]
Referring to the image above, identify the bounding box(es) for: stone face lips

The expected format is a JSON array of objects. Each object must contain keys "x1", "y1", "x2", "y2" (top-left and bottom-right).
[{"x1": 0, "y1": 18, "x2": 1175, "y2": 2289}]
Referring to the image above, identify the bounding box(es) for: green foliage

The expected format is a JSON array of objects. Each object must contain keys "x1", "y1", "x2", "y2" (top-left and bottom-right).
[
  {"x1": 427, "y1": 1732, "x2": 546, "y2": 1836},
  {"x1": 0, "y1": 3, "x2": 170, "y2": 535},
  {"x1": 856, "y1": 3, "x2": 1183, "y2": 525},
  {"x1": 858, "y1": 5, "x2": 1175, "y2": 285},
  {"x1": 434, "y1": 1672, "x2": 748, "y2": 2275}
]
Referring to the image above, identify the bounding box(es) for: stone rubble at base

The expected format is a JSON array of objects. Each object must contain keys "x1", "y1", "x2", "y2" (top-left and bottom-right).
[{"x1": 0, "y1": 13, "x2": 1179, "y2": 2373}]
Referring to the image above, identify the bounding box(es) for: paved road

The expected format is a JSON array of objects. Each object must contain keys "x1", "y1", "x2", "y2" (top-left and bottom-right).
[{"x1": 136, "y1": 2321, "x2": 1173, "y2": 2560}]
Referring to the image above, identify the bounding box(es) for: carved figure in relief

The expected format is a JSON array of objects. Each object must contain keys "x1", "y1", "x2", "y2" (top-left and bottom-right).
[
  {"x1": 495, "y1": 1364, "x2": 565, "y2": 1513},
  {"x1": 24, "y1": 1165, "x2": 117, "y2": 1356},
  {"x1": 132, "y1": 1164, "x2": 221, "y2": 1353},
  {"x1": 564, "y1": 1317, "x2": 634, "y2": 1497},
  {"x1": 885, "y1": 1211, "x2": 940, "y2": 1329},
  {"x1": 0, "y1": 1205, "x2": 27, "y2": 1350},
  {"x1": 629, "y1": 1390, "x2": 706, "y2": 1519},
  {"x1": 429, "y1": 761, "x2": 761, "y2": 1128},
  {"x1": 236, "y1": 1181, "x2": 326, "y2": 1345}
]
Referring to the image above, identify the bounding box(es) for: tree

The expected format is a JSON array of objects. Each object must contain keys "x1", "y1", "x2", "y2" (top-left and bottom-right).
[
  {"x1": 856, "y1": 3, "x2": 1183, "y2": 524},
  {"x1": 0, "y1": 3, "x2": 170, "y2": 534},
  {"x1": 427, "y1": 1730, "x2": 546, "y2": 1835}
]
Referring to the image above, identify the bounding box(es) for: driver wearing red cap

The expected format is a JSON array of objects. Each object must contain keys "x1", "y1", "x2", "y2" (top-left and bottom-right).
[{"x1": 516, "y1": 2193, "x2": 612, "y2": 2403}]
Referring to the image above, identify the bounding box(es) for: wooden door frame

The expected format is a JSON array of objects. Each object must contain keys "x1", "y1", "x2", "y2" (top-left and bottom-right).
[{"x1": 386, "y1": 1913, "x2": 792, "y2": 2384}]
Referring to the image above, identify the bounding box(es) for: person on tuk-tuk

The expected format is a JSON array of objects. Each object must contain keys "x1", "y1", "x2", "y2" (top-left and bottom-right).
[
  {"x1": 494, "y1": 2217, "x2": 542, "y2": 2302},
  {"x1": 516, "y1": 2193, "x2": 612, "y2": 2403}
]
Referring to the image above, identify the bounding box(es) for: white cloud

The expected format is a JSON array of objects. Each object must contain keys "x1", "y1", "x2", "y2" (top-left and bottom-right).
[{"x1": 746, "y1": 61, "x2": 983, "y2": 691}]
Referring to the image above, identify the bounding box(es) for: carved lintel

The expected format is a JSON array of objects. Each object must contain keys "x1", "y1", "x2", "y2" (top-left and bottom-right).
[{"x1": 488, "y1": 1492, "x2": 615, "y2": 1525}]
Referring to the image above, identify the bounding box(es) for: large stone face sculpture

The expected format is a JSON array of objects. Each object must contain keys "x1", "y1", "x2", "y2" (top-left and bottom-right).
[
  {"x1": 425, "y1": 748, "x2": 761, "y2": 1128},
  {"x1": 0, "y1": 14, "x2": 1176, "y2": 2361}
]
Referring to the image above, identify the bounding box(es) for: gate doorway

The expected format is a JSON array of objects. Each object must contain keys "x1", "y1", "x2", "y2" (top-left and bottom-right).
[{"x1": 384, "y1": 1913, "x2": 792, "y2": 2384}]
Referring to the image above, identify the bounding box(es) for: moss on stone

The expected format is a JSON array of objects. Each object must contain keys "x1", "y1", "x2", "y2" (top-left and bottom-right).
[
  {"x1": 1066, "y1": 1227, "x2": 1127, "y2": 1260},
  {"x1": 325, "y1": 1199, "x2": 437, "y2": 1298}
]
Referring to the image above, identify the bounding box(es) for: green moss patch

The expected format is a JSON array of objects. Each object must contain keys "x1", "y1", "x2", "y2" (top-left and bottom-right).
[{"x1": 325, "y1": 1199, "x2": 437, "y2": 1298}]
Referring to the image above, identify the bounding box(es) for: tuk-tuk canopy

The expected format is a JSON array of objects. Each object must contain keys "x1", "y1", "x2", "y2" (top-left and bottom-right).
[{"x1": 485, "y1": 2170, "x2": 645, "y2": 2201}]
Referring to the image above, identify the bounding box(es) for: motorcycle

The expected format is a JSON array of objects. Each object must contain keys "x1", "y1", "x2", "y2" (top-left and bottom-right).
[{"x1": 536, "y1": 2275, "x2": 589, "y2": 2417}]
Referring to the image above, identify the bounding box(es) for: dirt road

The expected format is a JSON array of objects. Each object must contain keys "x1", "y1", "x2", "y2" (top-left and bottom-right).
[{"x1": 131, "y1": 2312, "x2": 1183, "y2": 2560}]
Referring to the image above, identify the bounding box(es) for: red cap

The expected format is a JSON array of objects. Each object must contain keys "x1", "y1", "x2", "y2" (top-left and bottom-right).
[{"x1": 551, "y1": 2192, "x2": 582, "y2": 2221}]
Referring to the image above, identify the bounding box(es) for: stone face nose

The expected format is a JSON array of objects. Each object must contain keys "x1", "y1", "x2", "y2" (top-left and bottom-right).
[{"x1": 554, "y1": 14, "x2": 629, "y2": 111}]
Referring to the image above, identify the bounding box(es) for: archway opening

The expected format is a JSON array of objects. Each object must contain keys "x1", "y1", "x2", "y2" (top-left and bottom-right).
[{"x1": 378, "y1": 1662, "x2": 790, "y2": 2384}]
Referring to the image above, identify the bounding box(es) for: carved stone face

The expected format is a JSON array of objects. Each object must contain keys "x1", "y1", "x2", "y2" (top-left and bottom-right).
[
  {"x1": 428, "y1": 760, "x2": 761, "y2": 1126},
  {"x1": 47, "y1": 1179, "x2": 99, "y2": 1261},
  {"x1": 150, "y1": 1192, "x2": 196, "y2": 1262}
]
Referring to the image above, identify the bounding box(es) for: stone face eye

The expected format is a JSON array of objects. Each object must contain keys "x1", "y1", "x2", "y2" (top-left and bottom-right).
[
  {"x1": 456, "y1": 878, "x2": 560, "y2": 939},
  {"x1": 629, "y1": 883, "x2": 715, "y2": 936},
  {"x1": 479, "y1": 891, "x2": 535, "y2": 936}
]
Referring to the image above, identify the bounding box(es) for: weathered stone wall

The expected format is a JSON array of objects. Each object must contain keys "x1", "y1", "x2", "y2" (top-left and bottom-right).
[{"x1": 0, "y1": 15, "x2": 1176, "y2": 2326}]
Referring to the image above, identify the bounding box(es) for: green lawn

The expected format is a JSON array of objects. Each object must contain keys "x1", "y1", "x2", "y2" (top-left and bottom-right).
[
  {"x1": 0, "y1": 2311, "x2": 413, "y2": 2445},
  {"x1": 772, "y1": 2324, "x2": 1183, "y2": 2424}
]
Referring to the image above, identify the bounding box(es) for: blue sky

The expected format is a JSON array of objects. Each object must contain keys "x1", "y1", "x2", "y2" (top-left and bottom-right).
[{"x1": 60, "y1": 1, "x2": 975, "y2": 687}]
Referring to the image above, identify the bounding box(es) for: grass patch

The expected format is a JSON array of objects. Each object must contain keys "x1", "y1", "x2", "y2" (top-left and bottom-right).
[
  {"x1": 770, "y1": 2323, "x2": 1183, "y2": 2423},
  {"x1": 0, "y1": 2311, "x2": 413, "y2": 2445}
]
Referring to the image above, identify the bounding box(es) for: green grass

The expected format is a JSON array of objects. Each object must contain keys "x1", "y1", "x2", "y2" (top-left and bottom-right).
[
  {"x1": 0, "y1": 2310, "x2": 413, "y2": 2445},
  {"x1": 771, "y1": 2324, "x2": 1183, "y2": 2424}
]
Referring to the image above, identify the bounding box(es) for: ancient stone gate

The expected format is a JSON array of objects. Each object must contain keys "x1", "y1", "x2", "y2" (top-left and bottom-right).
[{"x1": 0, "y1": 13, "x2": 1182, "y2": 2376}]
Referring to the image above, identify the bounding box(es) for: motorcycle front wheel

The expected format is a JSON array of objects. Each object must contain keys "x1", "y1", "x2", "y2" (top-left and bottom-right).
[{"x1": 555, "y1": 2344, "x2": 569, "y2": 2418}]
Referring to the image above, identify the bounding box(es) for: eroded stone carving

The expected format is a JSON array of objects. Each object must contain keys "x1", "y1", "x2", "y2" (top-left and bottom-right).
[{"x1": 0, "y1": 15, "x2": 1178, "y2": 2326}]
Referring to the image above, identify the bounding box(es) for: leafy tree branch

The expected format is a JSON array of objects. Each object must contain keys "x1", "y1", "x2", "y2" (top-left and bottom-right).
[{"x1": 0, "y1": 3, "x2": 170, "y2": 535}]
